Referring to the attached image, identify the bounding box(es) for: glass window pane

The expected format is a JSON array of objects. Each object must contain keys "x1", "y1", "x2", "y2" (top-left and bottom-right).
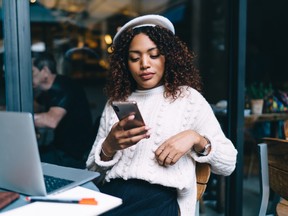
[{"x1": 0, "y1": 0, "x2": 5, "y2": 111}]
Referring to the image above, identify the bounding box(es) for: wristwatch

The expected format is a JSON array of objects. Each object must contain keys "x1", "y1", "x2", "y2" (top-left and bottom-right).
[{"x1": 194, "y1": 136, "x2": 211, "y2": 156}]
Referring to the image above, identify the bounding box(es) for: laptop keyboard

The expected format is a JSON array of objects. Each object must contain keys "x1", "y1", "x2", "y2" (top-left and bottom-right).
[{"x1": 44, "y1": 175, "x2": 74, "y2": 193}]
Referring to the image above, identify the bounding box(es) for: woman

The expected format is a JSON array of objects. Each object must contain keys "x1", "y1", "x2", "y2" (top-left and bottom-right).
[{"x1": 87, "y1": 14, "x2": 237, "y2": 216}]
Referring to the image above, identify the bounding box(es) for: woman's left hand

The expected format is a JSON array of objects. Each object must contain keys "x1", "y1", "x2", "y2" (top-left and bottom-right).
[{"x1": 155, "y1": 130, "x2": 202, "y2": 166}]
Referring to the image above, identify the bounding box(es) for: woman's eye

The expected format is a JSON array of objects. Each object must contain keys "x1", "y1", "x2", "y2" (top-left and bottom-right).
[
  {"x1": 150, "y1": 54, "x2": 160, "y2": 59},
  {"x1": 129, "y1": 57, "x2": 139, "y2": 62}
]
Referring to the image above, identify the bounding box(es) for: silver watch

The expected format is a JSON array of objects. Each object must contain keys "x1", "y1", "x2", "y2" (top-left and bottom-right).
[
  {"x1": 197, "y1": 143, "x2": 211, "y2": 156},
  {"x1": 194, "y1": 136, "x2": 211, "y2": 156}
]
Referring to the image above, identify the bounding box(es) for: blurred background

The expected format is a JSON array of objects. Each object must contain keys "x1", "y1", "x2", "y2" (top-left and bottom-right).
[{"x1": 0, "y1": 0, "x2": 288, "y2": 215}]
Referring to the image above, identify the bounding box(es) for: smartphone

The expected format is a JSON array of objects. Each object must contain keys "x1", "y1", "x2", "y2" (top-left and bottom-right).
[{"x1": 112, "y1": 101, "x2": 145, "y2": 130}]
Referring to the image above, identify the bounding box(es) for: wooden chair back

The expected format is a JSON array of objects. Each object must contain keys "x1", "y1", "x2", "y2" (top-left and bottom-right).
[
  {"x1": 258, "y1": 137, "x2": 288, "y2": 216},
  {"x1": 283, "y1": 120, "x2": 288, "y2": 140},
  {"x1": 196, "y1": 162, "x2": 211, "y2": 201},
  {"x1": 263, "y1": 138, "x2": 288, "y2": 200},
  {"x1": 277, "y1": 199, "x2": 288, "y2": 216}
]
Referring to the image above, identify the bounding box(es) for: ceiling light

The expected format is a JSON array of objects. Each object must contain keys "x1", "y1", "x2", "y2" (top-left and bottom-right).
[{"x1": 104, "y1": 34, "x2": 112, "y2": 45}]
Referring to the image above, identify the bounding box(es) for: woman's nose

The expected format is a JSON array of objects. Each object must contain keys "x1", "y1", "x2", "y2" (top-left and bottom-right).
[{"x1": 140, "y1": 56, "x2": 150, "y2": 69}]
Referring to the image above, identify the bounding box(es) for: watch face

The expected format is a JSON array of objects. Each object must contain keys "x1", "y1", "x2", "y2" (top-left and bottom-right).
[
  {"x1": 200, "y1": 143, "x2": 211, "y2": 156},
  {"x1": 201, "y1": 150, "x2": 208, "y2": 156}
]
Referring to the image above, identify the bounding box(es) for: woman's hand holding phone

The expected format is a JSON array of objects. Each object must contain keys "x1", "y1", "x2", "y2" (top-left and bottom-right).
[
  {"x1": 101, "y1": 103, "x2": 150, "y2": 160},
  {"x1": 112, "y1": 101, "x2": 146, "y2": 130}
]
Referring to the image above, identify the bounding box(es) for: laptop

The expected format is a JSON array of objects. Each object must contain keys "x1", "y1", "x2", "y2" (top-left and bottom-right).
[{"x1": 0, "y1": 111, "x2": 100, "y2": 196}]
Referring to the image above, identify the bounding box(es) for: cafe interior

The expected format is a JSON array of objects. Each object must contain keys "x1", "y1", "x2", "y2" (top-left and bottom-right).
[{"x1": 0, "y1": 0, "x2": 288, "y2": 215}]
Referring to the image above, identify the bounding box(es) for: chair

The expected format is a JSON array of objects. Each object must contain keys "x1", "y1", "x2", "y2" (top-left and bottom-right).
[
  {"x1": 195, "y1": 162, "x2": 211, "y2": 215},
  {"x1": 196, "y1": 162, "x2": 211, "y2": 201},
  {"x1": 257, "y1": 137, "x2": 288, "y2": 216}
]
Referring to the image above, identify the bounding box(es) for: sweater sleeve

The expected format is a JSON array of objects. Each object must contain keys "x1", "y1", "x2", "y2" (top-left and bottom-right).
[
  {"x1": 190, "y1": 92, "x2": 238, "y2": 176},
  {"x1": 86, "y1": 103, "x2": 123, "y2": 174}
]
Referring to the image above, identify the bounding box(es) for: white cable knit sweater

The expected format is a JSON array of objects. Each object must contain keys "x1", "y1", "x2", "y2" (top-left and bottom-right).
[{"x1": 86, "y1": 85, "x2": 237, "y2": 216}]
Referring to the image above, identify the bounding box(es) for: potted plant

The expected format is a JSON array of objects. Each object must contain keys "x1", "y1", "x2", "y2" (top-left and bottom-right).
[{"x1": 246, "y1": 82, "x2": 273, "y2": 114}]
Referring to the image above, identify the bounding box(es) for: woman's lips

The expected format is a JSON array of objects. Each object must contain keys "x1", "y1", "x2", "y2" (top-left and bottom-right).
[{"x1": 140, "y1": 72, "x2": 154, "y2": 80}]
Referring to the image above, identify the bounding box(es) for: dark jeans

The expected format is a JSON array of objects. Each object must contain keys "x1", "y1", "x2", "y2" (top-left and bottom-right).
[{"x1": 98, "y1": 178, "x2": 178, "y2": 216}]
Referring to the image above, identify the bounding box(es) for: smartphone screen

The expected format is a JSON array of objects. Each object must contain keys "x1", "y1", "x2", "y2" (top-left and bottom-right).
[{"x1": 112, "y1": 101, "x2": 145, "y2": 130}]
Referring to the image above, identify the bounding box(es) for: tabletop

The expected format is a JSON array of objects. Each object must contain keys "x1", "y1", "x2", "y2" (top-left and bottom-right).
[
  {"x1": 245, "y1": 112, "x2": 288, "y2": 125},
  {"x1": 245, "y1": 112, "x2": 288, "y2": 138},
  {"x1": 0, "y1": 182, "x2": 99, "y2": 213}
]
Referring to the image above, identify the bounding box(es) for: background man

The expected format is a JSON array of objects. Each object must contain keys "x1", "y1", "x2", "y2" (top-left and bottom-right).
[{"x1": 32, "y1": 52, "x2": 93, "y2": 168}]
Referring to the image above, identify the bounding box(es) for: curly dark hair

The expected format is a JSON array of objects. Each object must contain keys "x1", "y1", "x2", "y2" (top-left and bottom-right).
[{"x1": 104, "y1": 25, "x2": 202, "y2": 103}]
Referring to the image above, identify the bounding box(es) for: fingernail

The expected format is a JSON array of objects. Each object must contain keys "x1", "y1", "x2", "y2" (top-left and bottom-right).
[
  {"x1": 145, "y1": 126, "x2": 151, "y2": 130},
  {"x1": 128, "y1": 115, "x2": 135, "y2": 120}
]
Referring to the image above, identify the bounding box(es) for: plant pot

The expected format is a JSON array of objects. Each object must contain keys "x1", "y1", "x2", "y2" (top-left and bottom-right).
[{"x1": 250, "y1": 99, "x2": 264, "y2": 114}]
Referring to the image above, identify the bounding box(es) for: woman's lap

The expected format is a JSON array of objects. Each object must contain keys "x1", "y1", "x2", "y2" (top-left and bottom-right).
[{"x1": 98, "y1": 178, "x2": 178, "y2": 216}]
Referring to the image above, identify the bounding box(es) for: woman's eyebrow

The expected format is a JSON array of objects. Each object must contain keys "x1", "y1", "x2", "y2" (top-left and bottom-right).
[{"x1": 129, "y1": 47, "x2": 158, "y2": 53}]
